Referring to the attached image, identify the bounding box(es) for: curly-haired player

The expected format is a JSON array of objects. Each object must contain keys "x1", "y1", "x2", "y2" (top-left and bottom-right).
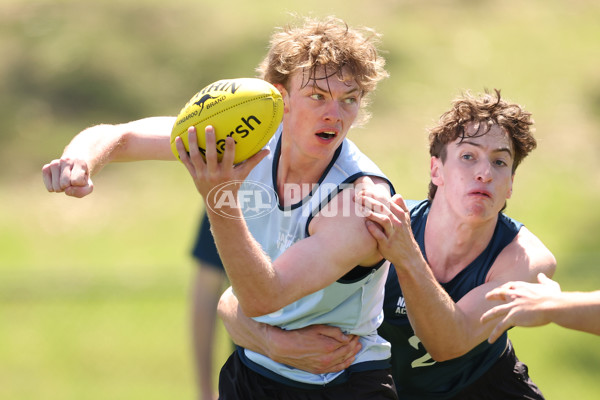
[{"x1": 219, "y1": 90, "x2": 557, "y2": 399}]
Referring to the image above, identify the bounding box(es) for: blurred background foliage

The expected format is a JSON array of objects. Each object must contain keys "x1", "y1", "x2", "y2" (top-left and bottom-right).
[{"x1": 1, "y1": 0, "x2": 599, "y2": 399}]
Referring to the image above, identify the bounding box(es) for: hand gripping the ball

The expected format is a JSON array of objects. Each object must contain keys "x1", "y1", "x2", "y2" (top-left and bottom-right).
[{"x1": 175, "y1": 125, "x2": 269, "y2": 203}]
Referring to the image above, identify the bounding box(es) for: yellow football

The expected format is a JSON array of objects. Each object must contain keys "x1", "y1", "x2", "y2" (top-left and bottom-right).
[{"x1": 170, "y1": 78, "x2": 283, "y2": 164}]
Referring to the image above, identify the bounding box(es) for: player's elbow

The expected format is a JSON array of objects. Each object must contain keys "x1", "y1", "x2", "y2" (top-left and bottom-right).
[
  {"x1": 239, "y1": 297, "x2": 281, "y2": 318},
  {"x1": 427, "y1": 344, "x2": 470, "y2": 362},
  {"x1": 429, "y1": 349, "x2": 464, "y2": 362},
  {"x1": 543, "y1": 253, "x2": 557, "y2": 279},
  {"x1": 417, "y1": 333, "x2": 472, "y2": 362},
  {"x1": 242, "y1": 306, "x2": 269, "y2": 318},
  {"x1": 216, "y1": 287, "x2": 236, "y2": 321}
]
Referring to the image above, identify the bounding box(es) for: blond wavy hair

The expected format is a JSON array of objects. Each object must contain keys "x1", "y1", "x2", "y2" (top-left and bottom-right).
[{"x1": 256, "y1": 16, "x2": 388, "y2": 126}]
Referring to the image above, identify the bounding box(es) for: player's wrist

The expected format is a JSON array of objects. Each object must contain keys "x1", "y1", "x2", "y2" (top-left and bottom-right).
[{"x1": 263, "y1": 324, "x2": 285, "y2": 361}]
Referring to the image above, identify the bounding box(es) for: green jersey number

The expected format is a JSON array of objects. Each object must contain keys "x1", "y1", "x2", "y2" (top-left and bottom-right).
[{"x1": 409, "y1": 335, "x2": 436, "y2": 368}]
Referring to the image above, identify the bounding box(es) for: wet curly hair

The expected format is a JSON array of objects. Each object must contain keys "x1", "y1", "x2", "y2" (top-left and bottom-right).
[
  {"x1": 256, "y1": 16, "x2": 388, "y2": 126},
  {"x1": 427, "y1": 89, "x2": 537, "y2": 200}
]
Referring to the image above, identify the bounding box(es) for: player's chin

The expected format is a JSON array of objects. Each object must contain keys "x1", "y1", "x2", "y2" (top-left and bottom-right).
[
  {"x1": 463, "y1": 198, "x2": 491, "y2": 215},
  {"x1": 464, "y1": 205, "x2": 496, "y2": 221}
]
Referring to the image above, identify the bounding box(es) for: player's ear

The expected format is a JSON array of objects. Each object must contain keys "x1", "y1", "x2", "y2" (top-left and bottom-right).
[
  {"x1": 274, "y1": 84, "x2": 290, "y2": 113},
  {"x1": 430, "y1": 156, "x2": 443, "y2": 186}
]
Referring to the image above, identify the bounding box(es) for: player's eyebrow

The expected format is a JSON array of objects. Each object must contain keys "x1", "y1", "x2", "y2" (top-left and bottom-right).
[
  {"x1": 307, "y1": 81, "x2": 361, "y2": 98},
  {"x1": 458, "y1": 140, "x2": 513, "y2": 157}
]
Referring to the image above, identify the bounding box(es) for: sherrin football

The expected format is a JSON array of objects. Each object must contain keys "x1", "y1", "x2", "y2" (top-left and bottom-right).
[{"x1": 170, "y1": 78, "x2": 283, "y2": 164}]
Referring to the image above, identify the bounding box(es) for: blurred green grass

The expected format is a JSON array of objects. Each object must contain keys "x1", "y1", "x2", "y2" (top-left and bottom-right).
[{"x1": 1, "y1": 0, "x2": 599, "y2": 399}]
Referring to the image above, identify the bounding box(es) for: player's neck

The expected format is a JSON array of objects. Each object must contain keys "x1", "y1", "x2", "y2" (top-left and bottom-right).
[
  {"x1": 276, "y1": 157, "x2": 325, "y2": 206},
  {"x1": 276, "y1": 150, "x2": 332, "y2": 205},
  {"x1": 425, "y1": 199, "x2": 497, "y2": 282}
]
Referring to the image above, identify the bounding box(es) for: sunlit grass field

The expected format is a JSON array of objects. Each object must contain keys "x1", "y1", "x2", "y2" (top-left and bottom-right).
[{"x1": 1, "y1": 0, "x2": 599, "y2": 399}]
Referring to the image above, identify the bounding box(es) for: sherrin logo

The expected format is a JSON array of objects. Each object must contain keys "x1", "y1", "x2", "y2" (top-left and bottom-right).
[
  {"x1": 207, "y1": 180, "x2": 278, "y2": 220},
  {"x1": 194, "y1": 94, "x2": 222, "y2": 113}
]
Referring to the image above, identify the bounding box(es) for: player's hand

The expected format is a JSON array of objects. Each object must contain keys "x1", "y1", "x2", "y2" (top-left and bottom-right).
[
  {"x1": 355, "y1": 192, "x2": 424, "y2": 269},
  {"x1": 266, "y1": 324, "x2": 361, "y2": 374},
  {"x1": 354, "y1": 175, "x2": 392, "y2": 207},
  {"x1": 175, "y1": 125, "x2": 268, "y2": 199},
  {"x1": 42, "y1": 158, "x2": 94, "y2": 198},
  {"x1": 481, "y1": 273, "x2": 561, "y2": 343}
]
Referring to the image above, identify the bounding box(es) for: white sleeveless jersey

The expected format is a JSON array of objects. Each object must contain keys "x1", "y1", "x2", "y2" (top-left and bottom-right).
[{"x1": 240, "y1": 126, "x2": 393, "y2": 386}]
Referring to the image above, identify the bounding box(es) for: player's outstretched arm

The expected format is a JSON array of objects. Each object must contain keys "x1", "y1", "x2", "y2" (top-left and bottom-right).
[
  {"x1": 217, "y1": 287, "x2": 361, "y2": 374},
  {"x1": 42, "y1": 117, "x2": 176, "y2": 197},
  {"x1": 481, "y1": 273, "x2": 600, "y2": 342}
]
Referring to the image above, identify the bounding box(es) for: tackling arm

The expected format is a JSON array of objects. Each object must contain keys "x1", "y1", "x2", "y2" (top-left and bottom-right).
[
  {"x1": 217, "y1": 287, "x2": 361, "y2": 374},
  {"x1": 482, "y1": 273, "x2": 600, "y2": 341}
]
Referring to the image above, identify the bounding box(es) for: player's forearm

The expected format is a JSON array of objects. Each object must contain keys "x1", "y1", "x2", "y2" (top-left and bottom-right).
[
  {"x1": 217, "y1": 287, "x2": 272, "y2": 354},
  {"x1": 62, "y1": 117, "x2": 175, "y2": 175},
  {"x1": 208, "y1": 211, "x2": 281, "y2": 317},
  {"x1": 60, "y1": 124, "x2": 125, "y2": 175},
  {"x1": 395, "y1": 260, "x2": 471, "y2": 361},
  {"x1": 218, "y1": 288, "x2": 356, "y2": 374},
  {"x1": 550, "y1": 291, "x2": 600, "y2": 335}
]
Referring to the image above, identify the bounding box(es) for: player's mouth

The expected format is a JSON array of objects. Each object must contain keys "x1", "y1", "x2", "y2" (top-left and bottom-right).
[
  {"x1": 469, "y1": 189, "x2": 492, "y2": 198},
  {"x1": 315, "y1": 131, "x2": 338, "y2": 141}
]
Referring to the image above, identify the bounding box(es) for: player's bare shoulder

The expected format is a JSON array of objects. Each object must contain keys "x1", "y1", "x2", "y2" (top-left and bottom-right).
[
  {"x1": 514, "y1": 226, "x2": 557, "y2": 275},
  {"x1": 488, "y1": 226, "x2": 557, "y2": 283}
]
